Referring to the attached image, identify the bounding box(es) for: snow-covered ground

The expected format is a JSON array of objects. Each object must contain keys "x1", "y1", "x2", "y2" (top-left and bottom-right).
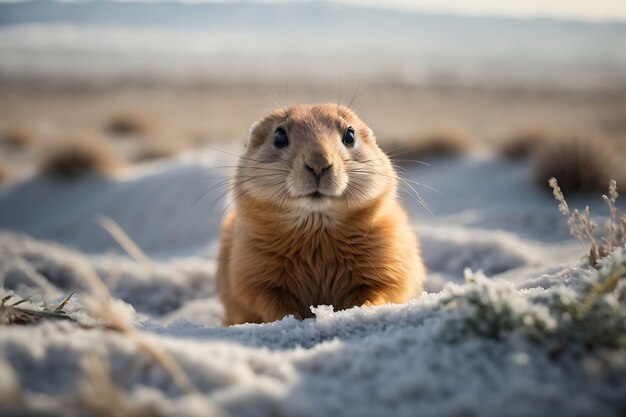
[{"x1": 0, "y1": 150, "x2": 625, "y2": 416}]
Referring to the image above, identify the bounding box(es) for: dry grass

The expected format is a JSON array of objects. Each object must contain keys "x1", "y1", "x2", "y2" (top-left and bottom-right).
[
  {"x1": 498, "y1": 130, "x2": 552, "y2": 159},
  {"x1": 0, "y1": 126, "x2": 35, "y2": 149},
  {"x1": 550, "y1": 178, "x2": 626, "y2": 267},
  {"x1": 105, "y1": 113, "x2": 150, "y2": 136},
  {"x1": 1, "y1": 293, "x2": 74, "y2": 325},
  {"x1": 38, "y1": 138, "x2": 124, "y2": 180},
  {"x1": 383, "y1": 129, "x2": 474, "y2": 161},
  {"x1": 73, "y1": 242, "x2": 199, "y2": 398},
  {"x1": 533, "y1": 134, "x2": 624, "y2": 194}
]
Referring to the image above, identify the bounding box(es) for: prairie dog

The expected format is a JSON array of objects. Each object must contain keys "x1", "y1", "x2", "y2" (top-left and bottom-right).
[{"x1": 217, "y1": 104, "x2": 425, "y2": 325}]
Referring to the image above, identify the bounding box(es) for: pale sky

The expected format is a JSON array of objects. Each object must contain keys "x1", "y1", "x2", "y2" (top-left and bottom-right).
[
  {"x1": 340, "y1": 0, "x2": 626, "y2": 21},
  {"x1": 2, "y1": 0, "x2": 625, "y2": 22}
]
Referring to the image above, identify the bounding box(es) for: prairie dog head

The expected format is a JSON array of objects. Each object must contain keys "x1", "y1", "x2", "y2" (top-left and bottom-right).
[{"x1": 234, "y1": 104, "x2": 396, "y2": 214}]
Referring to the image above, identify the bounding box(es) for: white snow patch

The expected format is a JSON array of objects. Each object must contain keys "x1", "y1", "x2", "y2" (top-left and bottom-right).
[{"x1": 1, "y1": 151, "x2": 625, "y2": 416}]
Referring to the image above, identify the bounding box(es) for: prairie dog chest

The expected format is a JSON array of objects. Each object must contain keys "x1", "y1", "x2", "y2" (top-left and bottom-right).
[{"x1": 234, "y1": 217, "x2": 375, "y2": 304}]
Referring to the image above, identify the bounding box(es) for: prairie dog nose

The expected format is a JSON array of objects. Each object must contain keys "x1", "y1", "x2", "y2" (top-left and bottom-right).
[{"x1": 304, "y1": 152, "x2": 332, "y2": 178}]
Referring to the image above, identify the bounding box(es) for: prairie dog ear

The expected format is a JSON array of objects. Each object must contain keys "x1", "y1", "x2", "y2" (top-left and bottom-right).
[
  {"x1": 246, "y1": 112, "x2": 282, "y2": 148},
  {"x1": 244, "y1": 121, "x2": 259, "y2": 148},
  {"x1": 356, "y1": 126, "x2": 376, "y2": 145}
]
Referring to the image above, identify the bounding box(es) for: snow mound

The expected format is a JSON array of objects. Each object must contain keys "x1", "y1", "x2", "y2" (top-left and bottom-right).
[
  {"x1": 0, "y1": 231, "x2": 222, "y2": 322},
  {"x1": 0, "y1": 151, "x2": 228, "y2": 256},
  {"x1": 1, "y1": 232, "x2": 625, "y2": 417},
  {"x1": 420, "y1": 226, "x2": 538, "y2": 290}
]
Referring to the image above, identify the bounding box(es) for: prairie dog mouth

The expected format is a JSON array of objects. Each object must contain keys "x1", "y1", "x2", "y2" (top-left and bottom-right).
[{"x1": 305, "y1": 191, "x2": 326, "y2": 199}]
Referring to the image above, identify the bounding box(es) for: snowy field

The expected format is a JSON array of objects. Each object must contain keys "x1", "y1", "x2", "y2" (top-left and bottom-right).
[{"x1": 1, "y1": 149, "x2": 625, "y2": 416}]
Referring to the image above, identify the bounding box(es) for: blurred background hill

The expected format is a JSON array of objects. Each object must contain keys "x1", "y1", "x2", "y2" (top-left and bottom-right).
[{"x1": 1, "y1": 0, "x2": 625, "y2": 91}]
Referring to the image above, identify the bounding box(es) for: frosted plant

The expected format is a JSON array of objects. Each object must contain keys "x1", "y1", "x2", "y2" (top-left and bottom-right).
[
  {"x1": 549, "y1": 177, "x2": 570, "y2": 216},
  {"x1": 0, "y1": 293, "x2": 74, "y2": 325},
  {"x1": 603, "y1": 179, "x2": 620, "y2": 253},
  {"x1": 438, "y1": 268, "x2": 556, "y2": 342},
  {"x1": 438, "y1": 248, "x2": 626, "y2": 350},
  {"x1": 549, "y1": 177, "x2": 595, "y2": 258},
  {"x1": 550, "y1": 178, "x2": 625, "y2": 267}
]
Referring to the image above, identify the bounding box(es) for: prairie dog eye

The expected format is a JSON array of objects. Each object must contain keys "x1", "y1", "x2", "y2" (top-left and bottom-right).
[
  {"x1": 342, "y1": 127, "x2": 355, "y2": 148},
  {"x1": 274, "y1": 127, "x2": 289, "y2": 148}
]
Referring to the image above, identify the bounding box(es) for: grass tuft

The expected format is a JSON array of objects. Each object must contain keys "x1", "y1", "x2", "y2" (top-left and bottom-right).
[
  {"x1": 383, "y1": 129, "x2": 473, "y2": 161},
  {"x1": 498, "y1": 130, "x2": 551, "y2": 159},
  {"x1": 550, "y1": 178, "x2": 626, "y2": 267},
  {"x1": 0, "y1": 293, "x2": 74, "y2": 325},
  {"x1": 106, "y1": 113, "x2": 150, "y2": 136},
  {"x1": 405, "y1": 175, "x2": 626, "y2": 350},
  {"x1": 533, "y1": 134, "x2": 622, "y2": 194},
  {"x1": 0, "y1": 126, "x2": 35, "y2": 149},
  {"x1": 0, "y1": 355, "x2": 22, "y2": 408},
  {"x1": 439, "y1": 250, "x2": 626, "y2": 350},
  {"x1": 38, "y1": 138, "x2": 124, "y2": 180}
]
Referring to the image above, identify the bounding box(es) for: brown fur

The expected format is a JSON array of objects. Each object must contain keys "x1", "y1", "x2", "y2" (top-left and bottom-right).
[{"x1": 217, "y1": 104, "x2": 425, "y2": 325}]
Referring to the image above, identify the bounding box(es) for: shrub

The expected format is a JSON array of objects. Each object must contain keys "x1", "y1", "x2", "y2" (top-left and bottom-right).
[
  {"x1": 498, "y1": 130, "x2": 551, "y2": 159},
  {"x1": 439, "y1": 250, "x2": 626, "y2": 350},
  {"x1": 533, "y1": 134, "x2": 622, "y2": 194},
  {"x1": 105, "y1": 113, "x2": 150, "y2": 136},
  {"x1": 383, "y1": 129, "x2": 473, "y2": 162},
  {"x1": 1, "y1": 126, "x2": 34, "y2": 149},
  {"x1": 38, "y1": 138, "x2": 123, "y2": 180},
  {"x1": 549, "y1": 177, "x2": 626, "y2": 267}
]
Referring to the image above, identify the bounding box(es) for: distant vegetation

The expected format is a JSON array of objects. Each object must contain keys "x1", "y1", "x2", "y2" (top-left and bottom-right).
[
  {"x1": 38, "y1": 138, "x2": 124, "y2": 180},
  {"x1": 534, "y1": 134, "x2": 624, "y2": 194},
  {"x1": 383, "y1": 129, "x2": 473, "y2": 161}
]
